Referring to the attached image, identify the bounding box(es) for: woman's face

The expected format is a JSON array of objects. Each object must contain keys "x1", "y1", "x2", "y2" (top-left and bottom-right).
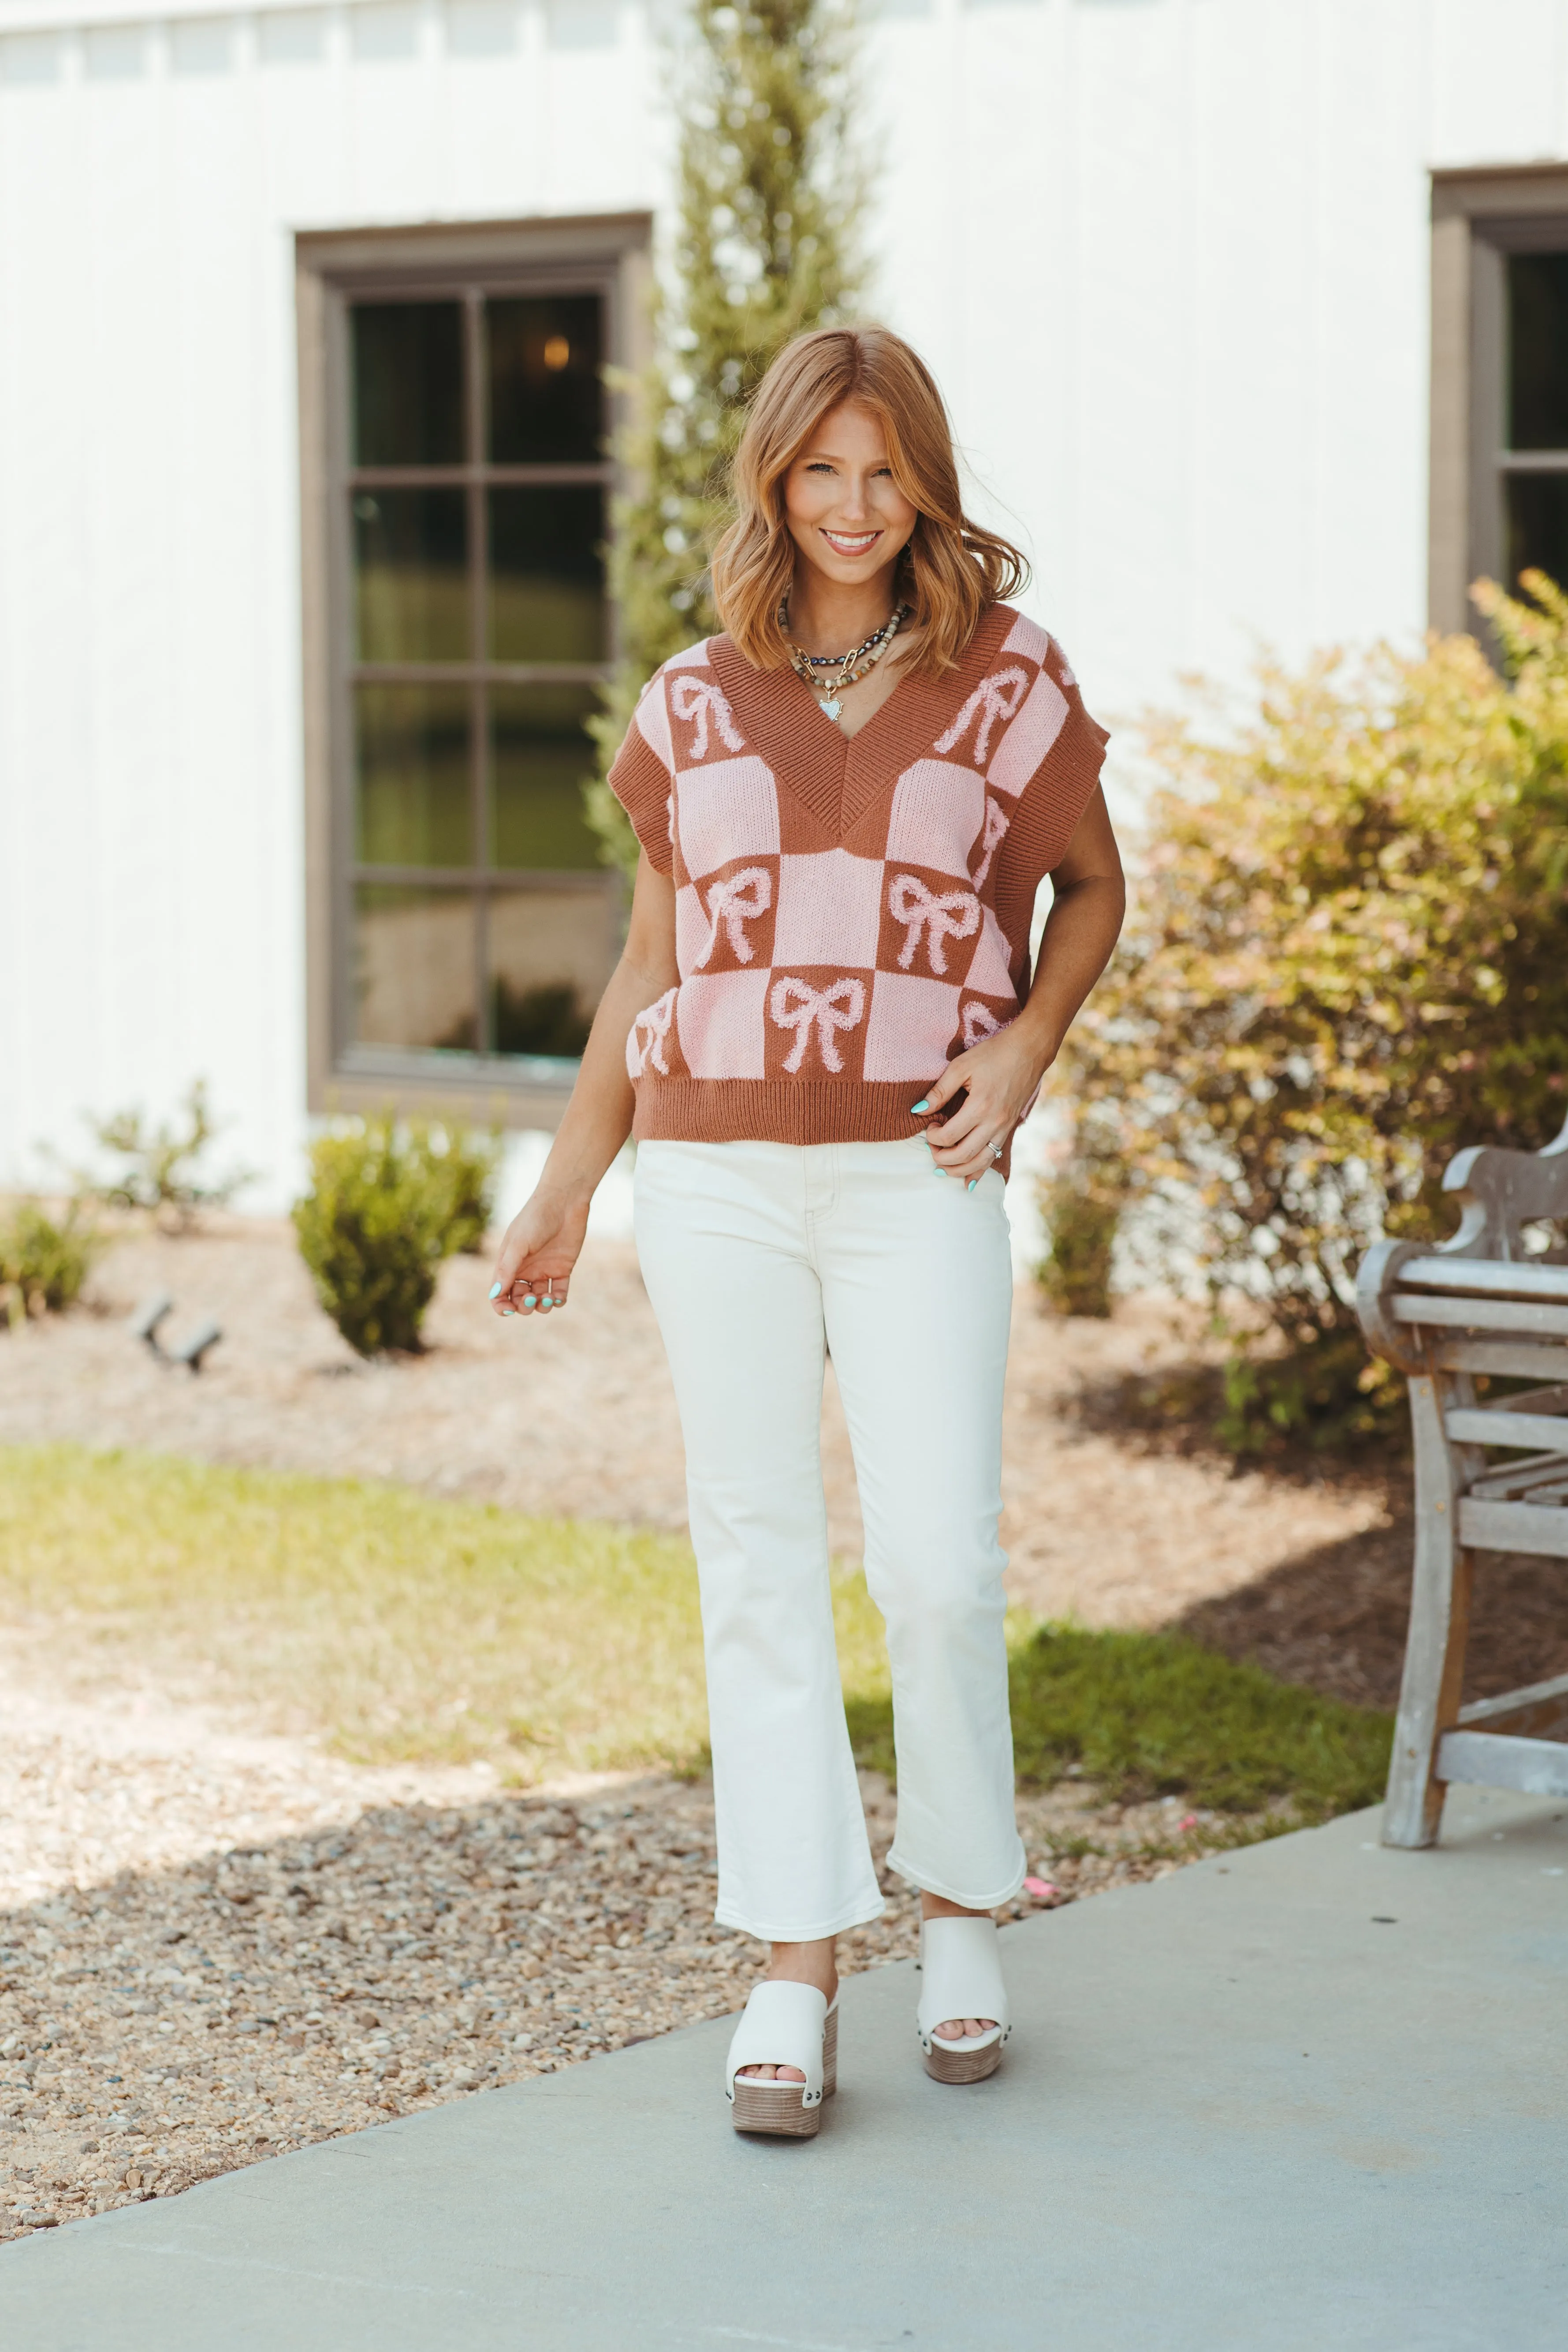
[{"x1": 782, "y1": 399, "x2": 919, "y2": 597}]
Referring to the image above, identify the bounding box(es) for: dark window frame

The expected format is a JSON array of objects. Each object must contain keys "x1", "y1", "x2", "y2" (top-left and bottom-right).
[
  {"x1": 1430, "y1": 166, "x2": 1568, "y2": 640},
  {"x1": 296, "y1": 215, "x2": 652, "y2": 1126}
]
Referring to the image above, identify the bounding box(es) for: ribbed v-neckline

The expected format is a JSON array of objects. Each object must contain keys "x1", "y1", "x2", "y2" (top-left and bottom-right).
[{"x1": 708, "y1": 605, "x2": 1012, "y2": 846}]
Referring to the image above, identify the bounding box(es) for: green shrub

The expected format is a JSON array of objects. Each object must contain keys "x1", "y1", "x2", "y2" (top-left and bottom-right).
[
  {"x1": 0, "y1": 1198, "x2": 103, "y2": 1329},
  {"x1": 293, "y1": 1119, "x2": 488, "y2": 1356},
  {"x1": 86, "y1": 1077, "x2": 252, "y2": 1231},
  {"x1": 429, "y1": 1125, "x2": 502, "y2": 1256},
  {"x1": 1036, "y1": 1124, "x2": 1127, "y2": 1318},
  {"x1": 1215, "y1": 1331, "x2": 1409, "y2": 1459},
  {"x1": 1063, "y1": 570, "x2": 1568, "y2": 1450}
]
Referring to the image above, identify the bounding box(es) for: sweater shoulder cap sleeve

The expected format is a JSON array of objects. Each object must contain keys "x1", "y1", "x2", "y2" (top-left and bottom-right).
[
  {"x1": 606, "y1": 646, "x2": 712, "y2": 876},
  {"x1": 987, "y1": 617, "x2": 1109, "y2": 873}
]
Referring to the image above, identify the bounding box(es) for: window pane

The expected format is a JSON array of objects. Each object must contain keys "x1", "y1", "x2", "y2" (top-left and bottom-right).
[
  {"x1": 354, "y1": 488, "x2": 469, "y2": 662},
  {"x1": 355, "y1": 685, "x2": 473, "y2": 866},
  {"x1": 487, "y1": 294, "x2": 603, "y2": 462},
  {"x1": 353, "y1": 885, "x2": 477, "y2": 1051},
  {"x1": 352, "y1": 301, "x2": 465, "y2": 465},
  {"x1": 488, "y1": 881, "x2": 616, "y2": 1059},
  {"x1": 1506, "y1": 473, "x2": 1568, "y2": 592},
  {"x1": 490, "y1": 684, "x2": 601, "y2": 869},
  {"x1": 1508, "y1": 254, "x2": 1568, "y2": 450},
  {"x1": 488, "y1": 486, "x2": 606, "y2": 661}
]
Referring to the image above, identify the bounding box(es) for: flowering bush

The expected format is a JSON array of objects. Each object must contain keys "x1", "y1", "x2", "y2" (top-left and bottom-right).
[{"x1": 1065, "y1": 574, "x2": 1568, "y2": 1446}]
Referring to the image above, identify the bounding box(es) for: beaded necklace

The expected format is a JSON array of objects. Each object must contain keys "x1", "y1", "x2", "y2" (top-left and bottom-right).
[{"x1": 779, "y1": 600, "x2": 911, "y2": 725}]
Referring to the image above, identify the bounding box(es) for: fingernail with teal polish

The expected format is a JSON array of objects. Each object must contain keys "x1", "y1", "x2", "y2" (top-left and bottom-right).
[
  {"x1": 910, "y1": 1098, "x2": 931, "y2": 1115},
  {"x1": 522, "y1": 1295, "x2": 537, "y2": 1307},
  {"x1": 967, "y1": 1178, "x2": 978, "y2": 1192},
  {"x1": 488, "y1": 1282, "x2": 503, "y2": 1299},
  {"x1": 502, "y1": 1307, "x2": 516, "y2": 1316}
]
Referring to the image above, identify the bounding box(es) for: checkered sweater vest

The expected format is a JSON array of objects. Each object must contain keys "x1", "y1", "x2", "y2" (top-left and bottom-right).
[{"x1": 607, "y1": 603, "x2": 1109, "y2": 1164}]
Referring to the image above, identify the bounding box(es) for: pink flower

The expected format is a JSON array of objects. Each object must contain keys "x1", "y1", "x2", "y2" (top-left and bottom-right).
[
  {"x1": 1022, "y1": 1876, "x2": 1056, "y2": 1900},
  {"x1": 1178, "y1": 1813, "x2": 1199, "y2": 1832}
]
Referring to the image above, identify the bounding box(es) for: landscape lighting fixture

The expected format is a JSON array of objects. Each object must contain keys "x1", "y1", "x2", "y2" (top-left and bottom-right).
[{"x1": 127, "y1": 1293, "x2": 224, "y2": 1373}]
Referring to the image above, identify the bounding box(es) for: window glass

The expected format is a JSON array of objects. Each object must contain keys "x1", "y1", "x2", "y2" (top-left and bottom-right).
[
  {"x1": 1506, "y1": 474, "x2": 1568, "y2": 593},
  {"x1": 490, "y1": 685, "x2": 602, "y2": 869},
  {"x1": 341, "y1": 285, "x2": 617, "y2": 1072},
  {"x1": 1508, "y1": 253, "x2": 1568, "y2": 451},
  {"x1": 353, "y1": 885, "x2": 478, "y2": 1051},
  {"x1": 354, "y1": 685, "x2": 472, "y2": 867},
  {"x1": 487, "y1": 295, "x2": 603, "y2": 463},
  {"x1": 352, "y1": 302, "x2": 464, "y2": 466},
  {"x1": 488, "y1": 486, "x2": 606, "y2": 661},
  {"x1": 354, "y1": 489, "x2": 468, "y2": 662},
  {"x1": 488, "y1": 882, "x2": 614, "y2": 1058}
]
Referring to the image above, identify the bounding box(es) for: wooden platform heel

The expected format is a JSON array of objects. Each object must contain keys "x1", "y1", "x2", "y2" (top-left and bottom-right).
[
  {"x1": 916, "y1": 1915, "x2": 1010, "y2": 2084},
  {"x1": 725, "y1": 1981, "x2": 838, "y2": 2138}
]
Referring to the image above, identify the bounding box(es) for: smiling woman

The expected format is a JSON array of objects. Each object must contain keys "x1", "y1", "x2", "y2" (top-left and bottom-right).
[
  {"x1": 711, "y1": 326, "x2": 1028, "y2": 682},
  {"x1": 486, "y1": 324, "x2": 1127, "y2": 2136}
]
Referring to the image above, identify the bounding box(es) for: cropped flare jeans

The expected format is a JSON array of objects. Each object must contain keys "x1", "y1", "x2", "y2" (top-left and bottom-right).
[{"x1": 633, "y1": 1137, "x2": 1026, "y2": 1943}]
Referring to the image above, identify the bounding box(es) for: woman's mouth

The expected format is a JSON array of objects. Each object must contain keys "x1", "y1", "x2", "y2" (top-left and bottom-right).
[{"x1": 819, "y1": 529, "x2": 882, "y2": 558}]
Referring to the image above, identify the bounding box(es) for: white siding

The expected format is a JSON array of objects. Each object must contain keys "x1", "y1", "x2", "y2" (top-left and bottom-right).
[{"x1": 0, "y1": 0, "x2": 1561, "y2": 1194}]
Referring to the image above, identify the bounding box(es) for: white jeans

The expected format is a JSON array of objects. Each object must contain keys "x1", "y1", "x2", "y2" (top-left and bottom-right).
[{"x1": 634, "y1": 1137, "x2": 1025, "y2": 1942}]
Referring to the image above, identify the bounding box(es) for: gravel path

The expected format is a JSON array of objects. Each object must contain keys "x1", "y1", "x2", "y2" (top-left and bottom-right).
[{"x1": 0, "y1": 1645, "x2": 1222, "y2": 2244}]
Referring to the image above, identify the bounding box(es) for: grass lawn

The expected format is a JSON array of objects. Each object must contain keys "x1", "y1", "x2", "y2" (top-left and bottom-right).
[{"x1": 0, "y1": 1444, "x2": 1390, "y2": 1817}]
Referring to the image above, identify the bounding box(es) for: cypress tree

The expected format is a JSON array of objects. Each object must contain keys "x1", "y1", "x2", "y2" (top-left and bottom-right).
[{"x1": 585, "y1": 0, "x2": 867, "y2": 873}]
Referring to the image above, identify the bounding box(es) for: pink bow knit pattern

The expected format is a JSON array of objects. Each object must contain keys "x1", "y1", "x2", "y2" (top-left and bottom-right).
[
  {"x1": 669, "y1": 675, "x2": 744, "y2": 761},
  {"x1": 696, "y1": 867, "x2": 773, "y2": 968},
  {"x1": 889, "y1": 875, "x2": 981, "y2": 976},
  {"x1": 768, "y1": 977, "x2": 867, "y2": 1073},
  {"x1": 627, "y1": 986, "x2": 678, "y2": 1078},
  {"x1": 932, "y1": 666, "x2": 1030, "y2": 766},
  {"x1": 971, "y1": 798, "x2": 1010, "y2": 890}
]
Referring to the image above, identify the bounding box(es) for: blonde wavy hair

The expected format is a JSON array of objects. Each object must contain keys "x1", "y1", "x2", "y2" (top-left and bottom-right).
[{"x1": 709, "y1": 326, "x2": 1028, "y2": 676}]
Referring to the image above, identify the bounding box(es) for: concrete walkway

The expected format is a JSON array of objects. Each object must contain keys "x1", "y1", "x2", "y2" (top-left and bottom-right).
[{"x1": 3, "y1": 1784, "x2": 1565, "y2": 2352}]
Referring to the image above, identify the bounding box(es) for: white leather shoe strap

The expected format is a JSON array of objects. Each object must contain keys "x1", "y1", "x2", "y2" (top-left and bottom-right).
[
  {"x1": 725, "y1": 1982, "x2": 831, "y2": 2103},
  {"x1": 916, "y1": 1917, "x2": 1009, "y2": 2051}
]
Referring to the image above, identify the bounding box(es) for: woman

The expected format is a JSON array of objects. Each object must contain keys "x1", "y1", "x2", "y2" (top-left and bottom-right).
[{"x1": 489, "y1": 327, "x2": 1124, "y2": 2138}]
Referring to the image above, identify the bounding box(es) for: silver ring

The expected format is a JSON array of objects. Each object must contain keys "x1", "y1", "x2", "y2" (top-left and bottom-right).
[{"x1": 988, "y1": 1139, "x2": 1004, "y2": 1161}]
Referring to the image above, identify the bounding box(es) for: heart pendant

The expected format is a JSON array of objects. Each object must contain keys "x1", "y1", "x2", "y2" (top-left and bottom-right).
[{"x1": 820, "y1": 697, "x2": 842, "y2": 722}]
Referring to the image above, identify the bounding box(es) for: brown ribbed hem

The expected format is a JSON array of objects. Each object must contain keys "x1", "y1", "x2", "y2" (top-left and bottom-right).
[{"x1": 631, "y1": 1081, "x2": 1015, "y2": 1177}]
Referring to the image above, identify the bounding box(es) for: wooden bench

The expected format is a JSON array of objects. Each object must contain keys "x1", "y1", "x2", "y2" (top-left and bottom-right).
[{"x1": 1356, "y1": 1114, "x2": 1568, "y2": 1847}]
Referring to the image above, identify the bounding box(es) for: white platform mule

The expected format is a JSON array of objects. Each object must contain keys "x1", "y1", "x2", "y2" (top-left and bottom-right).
[
  {"x1": 725, "y1": 1980, "x2": 839, "y2": 2138},
  {"x1": 916, "y1": 1915, "x2": 1011, "y2": 2084}
]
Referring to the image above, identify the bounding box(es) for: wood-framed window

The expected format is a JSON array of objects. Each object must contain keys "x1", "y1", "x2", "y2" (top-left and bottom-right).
[
  {"x1": 1430, "y1": 167, "x2": 1568, "y2": 638},
  {"x1": 296, "y1": 216, "x2": 651, "y2": 1124}
]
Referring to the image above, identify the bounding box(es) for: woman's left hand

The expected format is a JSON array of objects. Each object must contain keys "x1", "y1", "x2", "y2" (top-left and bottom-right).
[{"x1": 914, "y1": 1025, "x2": 1051, "y2": 1185}]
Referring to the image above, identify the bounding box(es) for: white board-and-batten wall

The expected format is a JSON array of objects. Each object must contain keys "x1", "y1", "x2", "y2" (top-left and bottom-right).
[{"x1": 0, "y1": 0, "x2": 1559, "y2": 1202}]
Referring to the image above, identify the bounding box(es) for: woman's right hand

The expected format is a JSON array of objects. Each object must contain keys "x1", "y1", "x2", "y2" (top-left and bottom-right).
[{"x1": 488, "y1": 1191, "x2": 590, "y2": 1318}]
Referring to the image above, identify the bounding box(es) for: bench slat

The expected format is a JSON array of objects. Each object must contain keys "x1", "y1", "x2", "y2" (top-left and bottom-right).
[
  {"x1": 1437, "y1": 1729, "x2": 1568, "y2": 1798},
  {"x1": 1458, "y1": 1669, "x2": 1568, "y2": 1740},
  {"x1": 1393, "y1": 1294, "x2": 1568, "y2": 1338},
  {"x1": 1434, "y1": 1339, "x2": 1568, "y2": 1379},
  {"x1": 1398, "y1": 1255, "x2": 1568, "y2": 1302},
  {"x1": 1458, "y1": 1497, "x2": 1568, "y2": 1556},
  {"x1": 1469, "y1": 1455, "x2": 1568, "y2": 1501},
  {"x1": 1445, "y1": 1407, "x2": 1568, "y2": 1451}
]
